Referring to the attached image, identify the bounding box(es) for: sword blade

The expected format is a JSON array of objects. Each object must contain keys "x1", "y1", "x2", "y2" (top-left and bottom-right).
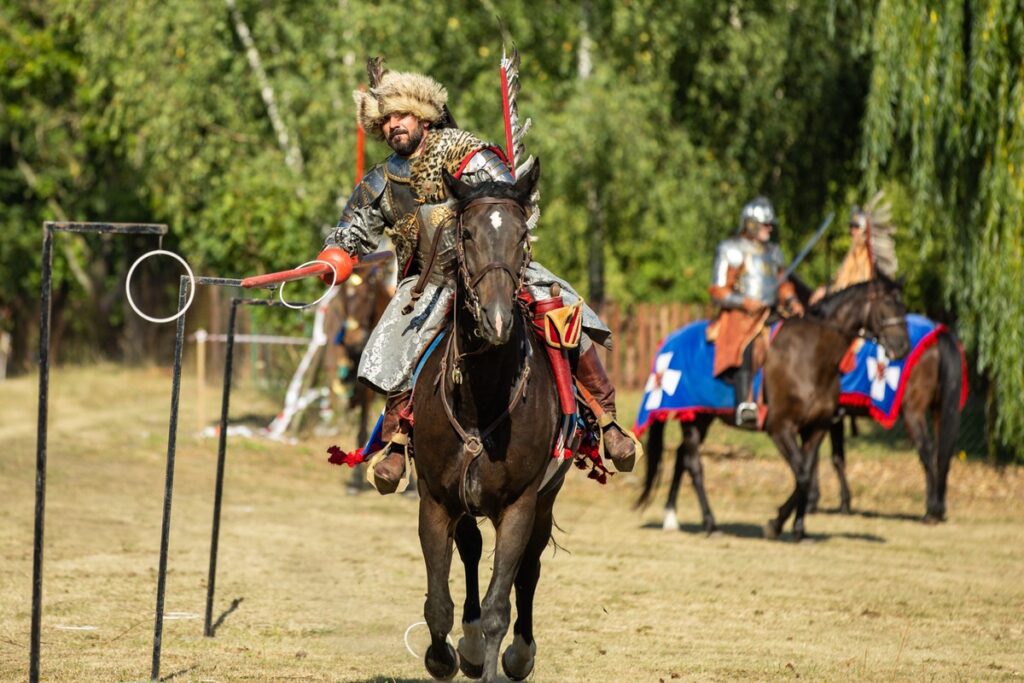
[{"x1": 781, "y1": 211, "x2": 834, "y2": 281}]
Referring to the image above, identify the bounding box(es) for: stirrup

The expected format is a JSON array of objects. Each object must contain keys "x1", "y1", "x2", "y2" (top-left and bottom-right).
[
  {"x1": 366, "y1": 432, "x2": 410, "y2": 495},
  {"x1": 598, "y1": 413, "x2": 644, "y2": 467}
]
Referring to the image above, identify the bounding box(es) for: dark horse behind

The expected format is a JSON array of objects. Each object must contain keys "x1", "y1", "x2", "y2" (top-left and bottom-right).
[
  {"x1": 638, "y1": 277, "x2": 910, "y2": 541},
  {"x1": 809, "y1": 321, "x2": 966, "y2": 522},
  {"x1": 411, "y1": 161, "x2": 567, "y2": 682}
]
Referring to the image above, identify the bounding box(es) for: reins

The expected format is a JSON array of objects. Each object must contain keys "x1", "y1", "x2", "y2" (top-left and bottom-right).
[{"x1": 440, "y1": 196, "x2": 534, "y2": 515}]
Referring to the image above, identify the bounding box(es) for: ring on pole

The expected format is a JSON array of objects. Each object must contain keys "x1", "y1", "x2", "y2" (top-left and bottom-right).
[
  {"x1": 125, "y1": 250, "x2": 197, "y2": 323},
  {"x1": 277, "y1": 259, "x2": 337, "y2": 310}
]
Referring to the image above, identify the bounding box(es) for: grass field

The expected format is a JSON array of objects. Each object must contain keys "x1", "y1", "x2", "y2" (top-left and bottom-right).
[{"x1": 1, "y1": 365, "x2": 1022, "y2": 682}]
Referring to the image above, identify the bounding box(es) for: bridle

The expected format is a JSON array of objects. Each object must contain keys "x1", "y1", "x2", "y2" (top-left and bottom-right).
[
  {"x1": 863, "y1": 286, "x2": 906, "y2": 343},
  {"x1": 454, "y1": 197, "x2": 532, "y2": 324},
  {"x1": 440, "y1": 196, "x2": 535, "y2": 516}
]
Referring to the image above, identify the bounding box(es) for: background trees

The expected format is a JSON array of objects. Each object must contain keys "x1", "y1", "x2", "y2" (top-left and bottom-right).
[{"x1": 1, "y1": 0, "x2": 1020, "y2": 456}]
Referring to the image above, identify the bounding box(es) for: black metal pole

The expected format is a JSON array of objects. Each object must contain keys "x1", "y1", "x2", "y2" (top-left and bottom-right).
[
  {"x1": 204, "y1": 298, "x2": 239, "y2": 637},
  {"x1": 151, "y1": 275, "x2": 189, "y2": 682},
  {"x1": 29, "y1": 226, "x2": 54, "y2": 683}
]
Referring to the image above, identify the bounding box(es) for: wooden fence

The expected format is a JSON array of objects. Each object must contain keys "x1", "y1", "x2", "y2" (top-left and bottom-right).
[{"x1": 598, "y1": 301, "x2": 710, "y2": 391}]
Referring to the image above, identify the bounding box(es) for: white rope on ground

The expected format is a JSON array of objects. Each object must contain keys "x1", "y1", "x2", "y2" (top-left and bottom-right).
[
  {"x1": 403, "y1": 621, "x2": 456, "y2": 659},
  {"x1": 125, "y1": 250, "x2": 196, "y2": 324}
]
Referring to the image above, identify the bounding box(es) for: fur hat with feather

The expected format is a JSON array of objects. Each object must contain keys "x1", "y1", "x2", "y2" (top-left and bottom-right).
[{"x1": 353, "y1": 57, "x2": 449, "y2": 140}]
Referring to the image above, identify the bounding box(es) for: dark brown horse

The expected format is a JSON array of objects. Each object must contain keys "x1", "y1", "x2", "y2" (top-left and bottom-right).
[
  {"x1": 808, "y1": 327, "x2": 965, "y2": 522},
  {"x1": 411, "y1": 161, "x2": 563, "y2": 682},
  {"x1": 638, "y1": 277, "x2": 910, "y2": 541}
]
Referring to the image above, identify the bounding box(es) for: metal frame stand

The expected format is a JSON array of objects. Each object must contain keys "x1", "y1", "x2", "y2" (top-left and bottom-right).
[
  {"x1": 32, "y1": 222, "x2": 168, "y2": 683},
  {"x1": 203, "y1": 297, "x2": 293, "y2": 637},
  {"x1": 32, "y1": 223, "x2": 332, "y2": 682}
]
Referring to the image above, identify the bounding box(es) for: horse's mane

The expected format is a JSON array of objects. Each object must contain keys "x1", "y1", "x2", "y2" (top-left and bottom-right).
[
  {"x1": 451, "y1": 178, "x2": 532, "y2": 214},
  {"x1": 809, "y1": 273, "x2": 900, "y2": 319}
]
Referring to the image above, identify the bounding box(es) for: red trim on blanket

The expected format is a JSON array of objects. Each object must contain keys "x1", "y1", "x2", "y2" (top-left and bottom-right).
[
  {"x1": 633, "y1": 407, "x2": 734, "y2": 438},
  {"x1": 838, "y1": 325, "x2": 966, "y2": 429}
]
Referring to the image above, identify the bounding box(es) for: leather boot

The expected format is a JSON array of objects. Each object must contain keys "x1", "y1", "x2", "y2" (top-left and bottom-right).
[
  {"x1": 371, "y1": 392, "x2": 410, "y2": 494},
  {"x1": 575, "y1": 345, "x2": 641, "y2": 472},
  {"x1": 733, "y1": 343, "x2": 757, "y2": 429}
]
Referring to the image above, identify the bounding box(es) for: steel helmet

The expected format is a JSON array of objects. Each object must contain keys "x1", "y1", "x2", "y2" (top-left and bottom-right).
[{"x1": 739, "y1": 196, "x2": 777, "y2": 234}]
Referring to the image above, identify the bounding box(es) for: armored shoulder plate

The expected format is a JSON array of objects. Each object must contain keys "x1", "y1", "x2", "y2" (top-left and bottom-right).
[
  {"x1": 338, "y1": 165, "x2": 387, "y2": 227},
  {"x1": 712, "y1": 238, "x2": 745, "y2": 287},
  {"x1": 385, "y1": 154, "x2": 412, "y2": 184},
  {"x1": 459, "y1": 148, "x2": 514, "y2": 184}
]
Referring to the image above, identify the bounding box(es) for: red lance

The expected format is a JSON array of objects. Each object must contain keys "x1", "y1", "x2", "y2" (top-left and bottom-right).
[{"x1": 500, "y1": 65, "x2": 516, "y2": 178}]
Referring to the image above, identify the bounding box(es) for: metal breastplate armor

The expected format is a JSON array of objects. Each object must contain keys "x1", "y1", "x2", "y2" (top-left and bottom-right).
[{"x1": 712, "y1": 237, "x2": 785, "y2": 307}]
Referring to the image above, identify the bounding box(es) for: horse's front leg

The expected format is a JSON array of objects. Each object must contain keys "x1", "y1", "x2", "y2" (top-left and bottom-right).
[
  {"x1": 480, "y1": 490, "x2": 537, "y2": 683},
  {"x1": 830, "y1": 418, "x2": 853, "y2": 514},
  {"x1": 502, "y1": 490, "x2": 557, "y2": 681},
  {"x1": 766, "y1": 427, "x2": 803, "y2": 540},
  {"x1": 454, "y1": 515, "x2": 484, "y2": 679},
  {"x1": 418, "y1": 489, "x2": 459, "y2": 681},
  {"x1": 791, "y1": 428, "x2": 827, "y2": 541}
]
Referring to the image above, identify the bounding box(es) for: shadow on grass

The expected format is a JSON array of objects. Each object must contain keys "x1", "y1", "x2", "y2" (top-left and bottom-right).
[
  {"x1": 813, "y1": 507, "x2": 924, "y2": 522},
  {"x1": 640, "y1": 521, "x2": 887, "y2": 543},
  {"x1": 160, "y1": 665, "x2": 198, "y2": 681},
  {"x1": 349, "y1": 678, "x2": 434, "y2": 683},
  {"x1": 209, "y1": 597, "x2": 244, "y2": 636}
]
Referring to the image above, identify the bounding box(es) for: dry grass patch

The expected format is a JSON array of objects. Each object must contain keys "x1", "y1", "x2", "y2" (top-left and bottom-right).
[{"x1": 1, "y1": 365, "x2": 1022, "y2": 681}]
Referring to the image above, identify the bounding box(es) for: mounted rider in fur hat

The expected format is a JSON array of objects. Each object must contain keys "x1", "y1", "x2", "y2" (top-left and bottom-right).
[
  {"x1": 321, "y1": 59, "x2": 640, "y2": 493},
  {"x1": 707, "y1": 197, "x2": 805, "y2": 428}
]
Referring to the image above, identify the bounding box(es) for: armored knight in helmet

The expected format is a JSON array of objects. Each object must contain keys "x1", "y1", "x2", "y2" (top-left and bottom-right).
[
  {"x1": 321, "y1": 59, "x2": 639, "y2": 492},
  {"x1": 708, "y1": 197, "x2": 804, "y2": 428}
]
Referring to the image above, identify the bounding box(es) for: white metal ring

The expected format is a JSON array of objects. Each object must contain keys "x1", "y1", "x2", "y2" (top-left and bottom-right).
[
  {"x1": 277, "y1": 259, "x2": 337, "y2": 310},
  {"x1": 125, "y1": 249, "x2": 196, "y2": 324}
]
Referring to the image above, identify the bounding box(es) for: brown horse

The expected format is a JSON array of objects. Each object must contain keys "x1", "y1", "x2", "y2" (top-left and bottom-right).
[
  {"x1": 411, "y1": 162, "x2": 564, "y2": 682},
  {"x1": 809, "y1": 327, "x2": 965, "y2": 522},
  {"x1": 638, "y1": 277, "x2": 911, "y2": 541}
]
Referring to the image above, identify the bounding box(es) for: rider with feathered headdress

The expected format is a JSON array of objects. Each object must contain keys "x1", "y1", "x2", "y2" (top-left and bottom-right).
[{"x1": 812, "y1": 191, "x2": 898, "y2": 303}]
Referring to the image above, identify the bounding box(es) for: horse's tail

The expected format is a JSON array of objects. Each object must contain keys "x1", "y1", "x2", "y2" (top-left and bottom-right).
[
  {"x1": 635, "y1": 420, "x2": 665, "y2": 509},
  {"x1": 936, "y1": 331, "x2": 964, "y2": 466}
]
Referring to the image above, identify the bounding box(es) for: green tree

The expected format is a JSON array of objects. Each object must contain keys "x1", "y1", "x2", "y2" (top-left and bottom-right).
[{"x1": 861, "y1": 0, "x2": 1024, "y2": 455}]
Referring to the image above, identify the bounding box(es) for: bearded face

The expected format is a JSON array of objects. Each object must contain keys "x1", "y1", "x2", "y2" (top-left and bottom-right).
[{"x1": 384, "y1": 114, "x2": 427, "y2": 156}]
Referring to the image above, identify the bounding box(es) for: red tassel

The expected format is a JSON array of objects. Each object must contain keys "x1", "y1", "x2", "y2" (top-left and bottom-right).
[{"x1": 327, "y1": 445, "x2": 366, "y2": 468}]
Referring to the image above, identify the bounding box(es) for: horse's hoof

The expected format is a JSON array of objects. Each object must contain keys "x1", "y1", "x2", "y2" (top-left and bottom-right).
[
  {"x1": 501, "y1": 634, "x2": 536, "y2": 681},
  {"x1": 763, "y1": 519, "x2": 781, "y2": 540},
  {"x1": 922, "y1": 513, "x2": 944, "y2": 525},
  {"x1": 457, "y1": 621, "x2": 484, "y2": 679},
  {"x1": 424, "y1": 642, "x2": 459, "y2": 681},
  {"x1": 706, "y1": 526, "x2": 723, "y2": 538},
  {"x1": 839, "y1": 503, "x2": 852, "y2": 515}
]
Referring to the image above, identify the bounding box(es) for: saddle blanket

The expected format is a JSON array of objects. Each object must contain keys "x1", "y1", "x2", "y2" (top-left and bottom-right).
[{"x1": 633, "y1": 314, "x2": 949, "y2": 436}]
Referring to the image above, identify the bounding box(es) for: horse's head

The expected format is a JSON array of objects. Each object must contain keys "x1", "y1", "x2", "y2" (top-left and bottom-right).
[
  {"x1": 811, "y1": 274, "x2": 910, "y2": 359},
  {"x1": 443, "y1": 160, "x2": 539, "y2": 346},
  {"x1": 862, "y1": 274, "x2": 910, "y2": 359}
]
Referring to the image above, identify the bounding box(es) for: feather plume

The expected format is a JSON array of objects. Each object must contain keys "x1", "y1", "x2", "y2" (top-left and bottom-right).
[
  {"x1": 501, "y1": 41, "x2": 540, "y2": 228},
  {"x1": 366, "y1": 57, "x2": 387, "y2": 89},
  {"x1": 865, "y1": 191, "x2": 898, "y2": 277}
]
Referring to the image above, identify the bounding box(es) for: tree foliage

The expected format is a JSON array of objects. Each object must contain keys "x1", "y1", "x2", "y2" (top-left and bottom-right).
[
  {"x1": 1, "y1": 0, "x2": 1021, "y2": 454},
  {"x1": 862, "y1": 0, "x2": 1023, "y2": 451}
]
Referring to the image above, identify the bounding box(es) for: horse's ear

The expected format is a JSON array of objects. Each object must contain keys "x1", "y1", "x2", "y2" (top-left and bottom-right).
[
  {"x1": 513, "y1": 157, "x2": 540, "y2": 200},
  {"x1": 442, "y1": 169, "x2": 469, "y2": 202}
]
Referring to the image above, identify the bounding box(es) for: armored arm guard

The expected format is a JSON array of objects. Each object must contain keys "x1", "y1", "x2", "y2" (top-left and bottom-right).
[
  {"x1": 709, "y1": 241, "x2": 746, "y2": 309},
  {"x1": 458, "y1": 148, "x2": 515, "y2": 185},
  {"x1": 324, "y1": 165, "x2": 388, "y2": 256}
]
